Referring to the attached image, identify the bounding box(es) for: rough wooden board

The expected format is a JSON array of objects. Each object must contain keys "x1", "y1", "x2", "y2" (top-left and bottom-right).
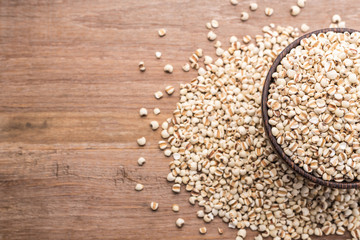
[{"x1": 0, "y1": 0, "x2": 360, "y2": 239}]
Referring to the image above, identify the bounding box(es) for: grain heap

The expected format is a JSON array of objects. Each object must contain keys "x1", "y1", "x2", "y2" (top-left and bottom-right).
[
  {"x1": 160, "y1": 25, "x2": 360, "y2": 239},
  {"x1": 267, "y1": 31, "x2": 360, "y2": 183}
]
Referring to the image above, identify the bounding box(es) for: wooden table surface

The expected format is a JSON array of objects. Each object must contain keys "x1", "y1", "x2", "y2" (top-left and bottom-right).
[{"x1": 1, "y1": 0, "x2": 360, "y2": 239}]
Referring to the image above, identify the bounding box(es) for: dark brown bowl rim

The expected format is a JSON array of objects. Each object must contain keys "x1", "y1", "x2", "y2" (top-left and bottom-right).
[{"x1": 262, "y1": 28, "x2": 360, "y2": 189}]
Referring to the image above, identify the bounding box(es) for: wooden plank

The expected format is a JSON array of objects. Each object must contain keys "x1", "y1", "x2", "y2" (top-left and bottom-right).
[{"x1": 0, "y1": 0, "x2": 359, "y2": 239}]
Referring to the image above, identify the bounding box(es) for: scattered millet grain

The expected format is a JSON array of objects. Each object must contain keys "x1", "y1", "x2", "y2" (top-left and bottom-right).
[
  {"x1": 137, "y1": 157, "x2": 146, "y2": 166},
  {"x1": 175, "y1": 218, "x2": 184, "y2": 228},
  {"x1": 297, "y1": 0, "x2": 306, "y2": 8},
  {"x1": 138, "y1": 61, "x2": 146, "y2": 72},
  {"x1": 182, "y1": 63, "x2": 190, "y2": 72},
  {"x1": 153, "y1": 108, "x2": 161, "y2": 115},
  {"x1": 207, "y1": 31, "x2": 217, "y2": 41},
  {"x1": 139, "y1": 108, "x2": 148, "y2": 117},
  {"x1": 150, "y1": 120, "x2": 159, "y2": 130},
  {"x1": 300, "y1": 23, "x2": 310, "y2": 32},
  {"x1": 230, "y1": 0, "x2": 238, "y2": 6},
  {"x1": 150, "y1": 202, "x2": 159, "y2": 211},
  {"x1": 136, "y1": 137, "x2": 146, "y2": 146},
  {"x1": 154, "y1": 91, "x2": 163, "y2": 99},
  {"x1": 164, "y1": 64, "x2": 173, "y2": 73},
  {"x1": 211, "y1": 20, "x2": 219, "y2": 28},
  {"x1": 240, "y1": 12, "x2": 249, "y2": 21},
  {"x1": 158, "y1": 28, "x2": 166, "y2": 37},
  {"x1": 290, "y1": 5, "x2": 301, "y2": 16},
  {"x1": 199, "y1": 227, "x2": 207, "y2": 234},
  {"x1": 265, "y1": 7, "x2": 274, "y2": 16},
  {"x1": 172, "y1": 204, "x2": 180, "y2": 212},
  {"x1": 155, "y1": 51, "x2": 162, "y2": 59},
  {"x1": 135, "y1": 183, "x2": 144, "y2": 191},
  {"x1": 165, "y1": 86, "x2": 175, "y2": 95},
  {"x1": 249, "y1": 3, "x2": 258, "y2": 11}
]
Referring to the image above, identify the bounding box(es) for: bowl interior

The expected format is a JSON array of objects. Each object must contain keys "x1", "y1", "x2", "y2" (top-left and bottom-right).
[{"x1": 261, "y1": 28, "x2": 360, "y2": 189}]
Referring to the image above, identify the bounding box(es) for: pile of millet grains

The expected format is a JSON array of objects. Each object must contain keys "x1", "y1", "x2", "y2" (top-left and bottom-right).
[{"x1": 135, "y1": 1, "x2": 360, "y2": 239}]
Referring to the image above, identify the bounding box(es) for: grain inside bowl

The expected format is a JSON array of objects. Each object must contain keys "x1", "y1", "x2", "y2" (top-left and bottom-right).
[{"x1": 267, "y1": 30, "x2": 360, "y2": 183}]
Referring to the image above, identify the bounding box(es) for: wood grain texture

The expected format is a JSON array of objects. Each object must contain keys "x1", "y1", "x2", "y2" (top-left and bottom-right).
[{"x1": 1, "y1": 0, "x2": 360, "y2": 239}]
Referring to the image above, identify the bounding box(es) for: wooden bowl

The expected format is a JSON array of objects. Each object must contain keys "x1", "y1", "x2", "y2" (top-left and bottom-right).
[{"x1": 261, "y1": 28, "x2": 360, "y2": 189}]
